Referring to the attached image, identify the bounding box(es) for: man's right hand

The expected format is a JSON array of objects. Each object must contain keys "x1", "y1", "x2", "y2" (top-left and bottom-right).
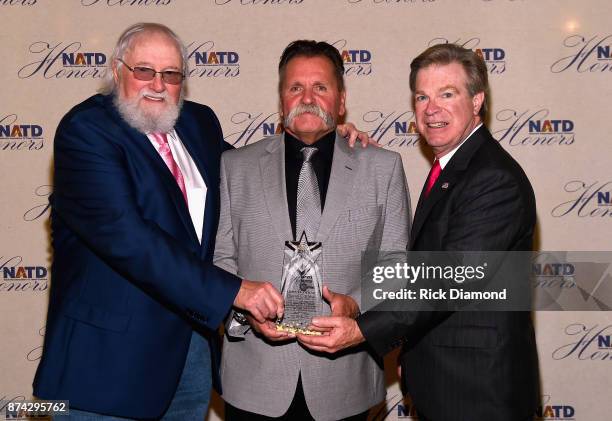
[{"x1": 233, "y1": 279, "x2": 284, "y2": 323}]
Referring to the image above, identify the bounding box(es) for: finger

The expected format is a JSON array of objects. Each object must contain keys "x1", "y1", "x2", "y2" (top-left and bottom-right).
[
  {"x1": 296, "y1": 333, "x2": 329, "y2": 347},
  {"x1": 358, "y1": 132, "x2": 370, "y2": 148},
  {"x1": 369, "y1": 138, "x2": 382, "y2": 148},
  {"x1": 261, "y1": 323, "x2": 292, "y2": 340},
  {"x1": 249, "y1": 306, "x2": 266, "y2": 324},
  {"x1": 300, "y1": 343, "x2": 332, "y2": 353},
  {"x1": 265, "y1": 283, "x2": 285, "y2": 319},
  {"x1": 306, "y1": 324, "x2": 332, "y2": 333},
  {"x1": 260, "y1": 294, "x2": 280, "y2": 320},
  {"x1": 311, "y1": 316, "x2": 343, "y2": 328},
  {"x1": 348, "y1": 130, "x2": 359, "y2": 148},
  {"x1": 321, "y1": 285, "x2": 334, "y2": 304}
]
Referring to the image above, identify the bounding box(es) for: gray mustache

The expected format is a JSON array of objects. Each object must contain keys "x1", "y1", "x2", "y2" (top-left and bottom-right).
[{"x1": 284, "y1": 103, "x2": 334, "y2": 128}]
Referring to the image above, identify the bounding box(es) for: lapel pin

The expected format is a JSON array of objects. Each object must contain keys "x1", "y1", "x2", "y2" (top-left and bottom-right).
[{"x1": 441, "y1": 182, "x2": 449, "y2": 189}]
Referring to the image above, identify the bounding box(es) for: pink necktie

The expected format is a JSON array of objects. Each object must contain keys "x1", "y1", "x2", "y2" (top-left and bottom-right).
[
  {"x1": 424, "y1": 160, "x2": 441, "y2": 198},
  {"x1": 151, "y1": 132, "x2": 188, "y2": 205}
]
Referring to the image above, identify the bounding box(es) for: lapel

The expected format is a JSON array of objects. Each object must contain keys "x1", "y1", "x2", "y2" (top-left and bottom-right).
[
  {"x1": 260, "y1": 135, "x2": 294, "y2": 243},
  {"x1": 410, "y1": 125, "x2": 489, "y2": 247},
  {"x1": 316, "y1": 135, "x2": 357, "y2": 244},
  {"x1": 174, "y1": 109, "x2": 217, "y2": 252},
  {"x1": 103, "y1": 95, "x2": 199, "y2": 246}
]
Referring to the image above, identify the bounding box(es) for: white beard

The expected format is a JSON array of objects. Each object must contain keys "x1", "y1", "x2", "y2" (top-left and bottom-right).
[{"x1": 114, "y1": 88, "x2": 183, "y2": 134}]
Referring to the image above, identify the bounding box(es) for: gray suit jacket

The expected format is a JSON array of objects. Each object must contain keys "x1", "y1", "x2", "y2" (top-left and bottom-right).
[{"x1": 214, "y1": 133, "x2": 411, "y2": 420}]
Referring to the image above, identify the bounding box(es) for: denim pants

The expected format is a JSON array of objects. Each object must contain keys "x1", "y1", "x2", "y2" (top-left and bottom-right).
[{"x1": 60, "y1": 331, "x2": 211, "y2": 421}]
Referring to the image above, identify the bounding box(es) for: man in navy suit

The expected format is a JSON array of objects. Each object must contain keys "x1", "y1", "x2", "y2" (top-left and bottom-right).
[
  {"x1": 299, "y1": 44, "x2": 539, "y2": 420},
  {"x1": 32, "y1": 23, "x2": 288, "y2": 420}
]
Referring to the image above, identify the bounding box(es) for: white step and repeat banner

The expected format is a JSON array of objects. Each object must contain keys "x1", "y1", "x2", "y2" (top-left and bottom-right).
[{"x1": 1, "y1": 0, "x2": 611, "y2": 420}]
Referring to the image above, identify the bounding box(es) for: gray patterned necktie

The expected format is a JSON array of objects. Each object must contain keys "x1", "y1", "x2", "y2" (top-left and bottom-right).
[{"x1": 296, "y1": 147, "x2": 321, "y2": 241}]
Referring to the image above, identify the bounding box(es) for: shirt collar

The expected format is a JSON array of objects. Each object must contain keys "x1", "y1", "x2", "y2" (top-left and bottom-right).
[
  {"x1": 285, "y1": 130, "x2": 336, "y2": 161},
  {"x1": 437, "y1": 123, "x2": 482, "y2": 169}
]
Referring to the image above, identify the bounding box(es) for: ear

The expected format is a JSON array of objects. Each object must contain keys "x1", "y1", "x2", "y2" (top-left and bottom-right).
[
  {"x1": 472, "y1": 91, "x2": 484, "y2": 116},
  {"x1": 338, "y1": 89, "x2": 347, "y2": 117}
]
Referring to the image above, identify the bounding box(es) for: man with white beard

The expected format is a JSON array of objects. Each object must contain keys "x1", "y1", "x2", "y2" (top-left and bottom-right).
[{"x1": 33, "y1": 23, "x2": 371, "y2": 421}]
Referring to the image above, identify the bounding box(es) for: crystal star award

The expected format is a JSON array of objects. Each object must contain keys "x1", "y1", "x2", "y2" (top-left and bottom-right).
[{"x1": 276, "y1": 232, "x2": 324, "y2": 335}]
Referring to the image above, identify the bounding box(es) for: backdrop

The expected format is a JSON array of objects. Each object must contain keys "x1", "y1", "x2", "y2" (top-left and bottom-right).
[{"x1": 1, "y1": 1, "x2": 611, "y2": 420}]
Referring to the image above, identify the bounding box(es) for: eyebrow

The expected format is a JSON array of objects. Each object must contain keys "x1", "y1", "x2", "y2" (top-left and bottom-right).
[
  {"x1": 439, "y1": 84, "x2": 459, "y2": 92},
  {"x1": 414, "y1": 84, "x2": 459, "y2": 95},
  {"x1": 132, "y1": 61, "x2": 181, "y2": 71}
]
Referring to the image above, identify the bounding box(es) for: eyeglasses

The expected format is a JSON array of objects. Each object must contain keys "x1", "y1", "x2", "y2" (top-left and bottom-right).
[{"x1": 117, "y1": 58, "x2": 184, "y2": 85}]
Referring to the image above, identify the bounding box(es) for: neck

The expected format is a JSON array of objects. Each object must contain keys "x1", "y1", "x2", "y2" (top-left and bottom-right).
[{"x1": 285, "y1": 128, "x2": 334, "y2": 145}]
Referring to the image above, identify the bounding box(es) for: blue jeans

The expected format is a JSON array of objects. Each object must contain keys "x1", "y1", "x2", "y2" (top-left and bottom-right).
[{"x1": 61, "y1": 331, "x2": 212, "y2": 420}]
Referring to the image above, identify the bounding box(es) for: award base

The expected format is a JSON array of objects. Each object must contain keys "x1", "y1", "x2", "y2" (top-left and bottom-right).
[{"x1": 275, "y1": 322, "x2": 322, "y2": 336}]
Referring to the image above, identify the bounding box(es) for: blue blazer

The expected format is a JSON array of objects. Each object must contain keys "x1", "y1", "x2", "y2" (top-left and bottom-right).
[{"x1": 33, "y1": 94, "x2": 241, "y2": 419}]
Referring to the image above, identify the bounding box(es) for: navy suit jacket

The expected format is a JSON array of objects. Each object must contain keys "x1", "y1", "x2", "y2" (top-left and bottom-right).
[
  {"x1": 358, "y1": 126, "x2": 540, "y2": 421},
  {"x1": 33, "y1": 94, "x2": 241, "y2": 419}
]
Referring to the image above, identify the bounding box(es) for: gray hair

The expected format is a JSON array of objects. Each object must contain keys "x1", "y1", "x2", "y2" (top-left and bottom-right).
[{"x1": 100, "y1": 22, "x2": 189, "y2": 95}]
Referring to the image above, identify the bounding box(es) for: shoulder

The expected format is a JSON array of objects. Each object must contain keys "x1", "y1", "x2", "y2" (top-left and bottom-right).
[
  {"x1": 349, "y1": 142, "x2": 404, "y2": 172},
  {"x1": 180, "y1": 100, "x2": 218, "y2": 121},
  {"x1": 59, "y1": 94, "x2": 111, "y2": 127},
  {"x1": 469, "y1": 132, "x2": 532, "y2": 188},
  {"x1": 459, "y1": 132, "x2": 535, "y2": 212},
  {"x1": 222, "y1": 136, "x2": 279, "y2": 162}
]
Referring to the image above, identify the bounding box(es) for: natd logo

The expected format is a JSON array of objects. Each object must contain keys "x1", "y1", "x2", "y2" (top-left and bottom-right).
[
  {"x1": 330, "y1": 40, "x2": 372, "y2": 77},
  {"x1": 359, "y1": 110, "x2": 421, "y2": 148},
  {"x1": 81, "y1": 0, "x2": 172, "y2": 6},
  {"x1": 598, "y1": 189, "x2": 612, "y2": 207},
  {"x1": 18, "y1": 41, "x2": 107, "y2": 80},
  {"x1": 599, "y1": 333, "x2": 612, "y2": 349},
  {"x1": 186, "y1": 41, "x2": 239, "y2": 78},
  {"x1": 214, "y1": 0, "x2": 304, "y2": 5},
  {"x1": 531, "y1": 252, "x2": 576, "y2": 293},
  {"x1": 552, "y1": 323, "x2": 612, "y2": 361},
  {"x1": 0, "y1": 0, "x2": 37, "y2": 5},
  {"x1": 428, "y1": 37, "x2": 506, "y2": 74},
  {"x1": 369, "y1": 393, "x2": 418, "y2": 420},
  {"x1": 0, "y1": 114, "x2": 44, "y2": 151},
  {"x1": 533, "y1": 263, "x2": 575, "y2": 278},
  {"x1": 550, "y1": 34, "x2": 612, "y2": 73},
  {"x1": 551, "y1": 180, "x2": 612, "y2": 218},
  {"x1": 0, "y1": 256, "x2": 48, "y2": 292},
  {"x1": 535, "y1": 395, "x2": 575, "y2": 420},
  {"x1": 493, "y1": 108, "x2": 575, "y2": 147},
  {"x1": 224, "y1": 111, "x2": 281, "y2": 147}
]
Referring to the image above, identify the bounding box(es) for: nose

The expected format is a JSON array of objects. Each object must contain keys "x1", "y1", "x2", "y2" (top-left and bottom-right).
[
  {"x1": 425, "y1": 98, "x2": 440, "y2": 115},
  {"x1": 301, "y1": 86, "x2": 314, "y2": 104},
  {"x1": 150, "y1": 73, "x2": 166, "y2": 92}
]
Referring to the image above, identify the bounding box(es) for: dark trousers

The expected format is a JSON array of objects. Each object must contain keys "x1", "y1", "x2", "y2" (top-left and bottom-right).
[{"x1": 225, "y1": 376, "x2": 369, "y2": 421}]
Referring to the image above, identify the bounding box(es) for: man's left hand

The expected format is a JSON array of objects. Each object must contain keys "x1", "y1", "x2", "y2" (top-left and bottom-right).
[
  {"x1": 296, "y1": 316, "x2": 365, "y2": 353},
  {"x1": 322, "y1": 285, "x2": 359, "y2": 319},
  {"x1": 337, "y1": 123, "x2": 379, "y2": 148}
]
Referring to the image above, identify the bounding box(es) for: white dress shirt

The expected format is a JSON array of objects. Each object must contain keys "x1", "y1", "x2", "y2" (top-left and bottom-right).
[
  {"x1": 437, "y1": 123, "x2": 483, "y2": 169},
  {"x1": 147, "y1": 129, "x2": 207, "y2": 243}
]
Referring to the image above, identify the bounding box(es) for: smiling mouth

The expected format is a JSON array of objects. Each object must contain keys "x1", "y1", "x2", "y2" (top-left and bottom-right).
[
  {"x1": 143, "y1": 95, "x2": 165, "y2": 102},
  {"x1": 427, "y1": 122, "x2": 448, "y2": 128}
]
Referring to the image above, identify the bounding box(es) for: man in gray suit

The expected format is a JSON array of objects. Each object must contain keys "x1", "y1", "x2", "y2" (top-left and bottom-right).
[{"x1": 214, "y1": 40, "x2": 411, "y2": 421}]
